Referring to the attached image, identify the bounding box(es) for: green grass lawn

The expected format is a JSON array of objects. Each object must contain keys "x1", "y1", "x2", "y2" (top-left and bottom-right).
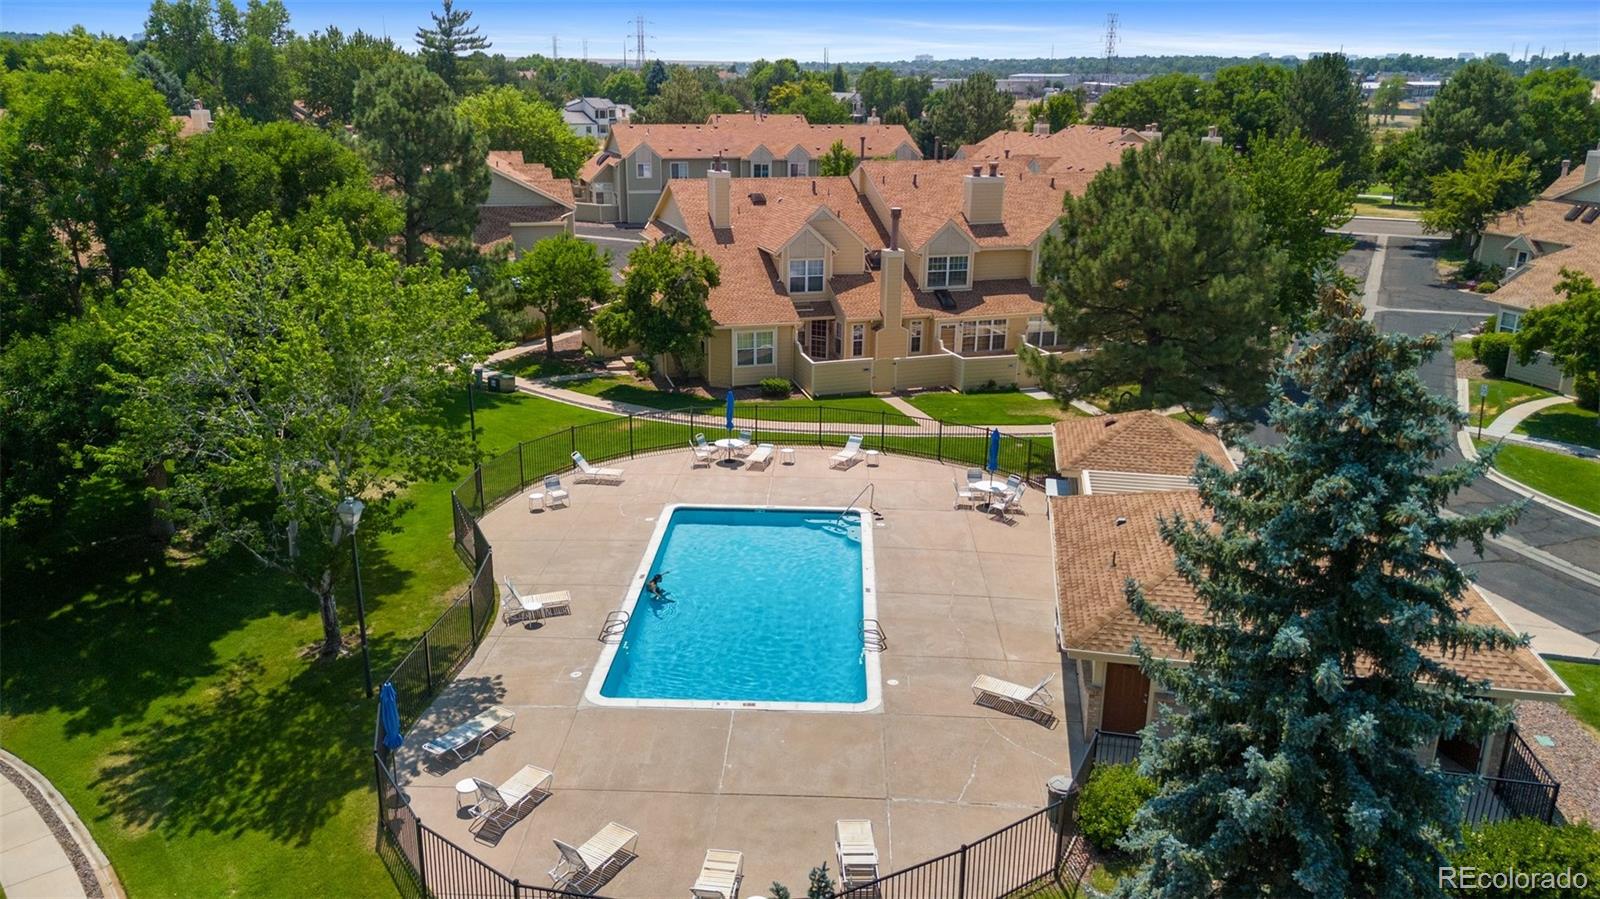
[
  {"x1": 1515, "y1": 403, "x2": 1600, "y2": 450},
  {"x1": 0, "y1": 391, "x2": 612, "y2": 898},
  {"x1": 1547, "y1": 660, "x2": 1600, "y2": 734},
  {"x1": 1452, "y1": 339, "x2": 1476, "y2": 362},
  {"x1": 565, "y1": 376, "x2": 915, "y2": 423},
  {"x1": 1351, "y1": 200, "x2": 1424, "y2": 219},
  {"x1": 1467, "y1": 378, "x2": 1556, "y2": 423},
  {"x1": 1476, "y1": 440, "x2": 1600, "y2": 514},
  {"x1": 903, "y1": 390, "x2": 1077, "y2": 425},
  {"x1": 493, "y1": 350, "x2": 591, "y2": 380}
]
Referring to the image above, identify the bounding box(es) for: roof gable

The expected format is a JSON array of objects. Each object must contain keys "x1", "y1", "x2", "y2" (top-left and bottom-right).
[
  {"x1": 1052, "y1": 412, "x2": 1233, "y2": 477},
  {"x1": 485, "y1": 151, "x2": 574, "y2": 208}
]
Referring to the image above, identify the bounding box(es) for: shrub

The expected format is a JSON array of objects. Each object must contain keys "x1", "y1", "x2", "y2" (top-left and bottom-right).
[
  {"x1": 1575, "y1": 373, "x2": 1598, "y2": 411},
  {"x1": 632, "y1": 358, "x2": 652, "y2": 379},
  {"x1": 759, "y1": 377, "x2": 793, "y2": 398},
  {"x1": 1453, "y1": 819, "x2": 1600, "y2": 898},
  {"x1": 1076, "y1": 763, "x2": 1156, "y2": 852},
  {"x1": 1473, "y1": 331, "x2": 1514, "y2": 377},
  {"x1": 1475, "y1": 280, "x2": 1500, "y2": 293},
  {"x1": 1482, "y1": 315, "x2": 1499, "y2": 334}
]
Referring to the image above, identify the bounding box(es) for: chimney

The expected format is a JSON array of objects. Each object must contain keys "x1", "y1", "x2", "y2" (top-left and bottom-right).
[
  {"x1": 1584, "y1": 146, "x2": 1600, "y2": 183},
  {"x1": 189, "y1": 99, "x2": 213, "y2": 133},
  {"x1": 1202, "y1": 124, "x2": 1222, "y2": 145},
  {"x1": 1560, "y1": 159, "x2": 1571, "y2": 177},
  {"x1": 877, "y1": 207, "x2": 906, "y2": 365},
  {"x1": 1004, "y1": 148, "x2": 1010, "y2": 159},
  {"x1": 889, "y1": 206, "x2": 901, "y2": 251},
  {"x1": 964, "y1": 164, "x2": 1005, "y2": 225},
  {"x1": 866, "y1": 107, "x2": 880, "y2": 125},
  {"x1": 859, "y1": 135, "x2": 866, "y2": 159},
  {"x1": 1032, "y1": 122, "x2": 1050, "y2": 136},
  {"x1": 707, "y1": 155, "x2": 731, "y2": 229},
  {"x1": 933, "y1": 137, "x2": 941, "y2": 161}
]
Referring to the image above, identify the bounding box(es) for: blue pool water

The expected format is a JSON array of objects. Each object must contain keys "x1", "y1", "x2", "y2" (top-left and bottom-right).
[{"x1": 597, "y1": 507, "x2": 869, "y2": 705}]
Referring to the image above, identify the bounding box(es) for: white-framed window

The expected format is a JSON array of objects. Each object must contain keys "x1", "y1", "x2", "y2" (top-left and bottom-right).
[
  {"x1": 939, "y1": 322, "x2": 958, "y2": 350},
  {"x1": 635, "y1": 160, "x2": 652, "y2": 178},
  {"x1": 851, "y1": 323, "x2": 866, "y2": 356},
  {"x1": 789, "y1": 161, "x2": 806, "y2": 176},
  {"x1": 669, "y1": 161, "x2": 689, "y2": 179},
  {"x1": 927, "y1": 255, "x2": 970, "y2": 288},
  {"x1": 1498, "y1": 310, "x2": 1522, "y2": 333},
  {"x1": 1512, "y1": 250, "x2": 1529, "y2": 270},
  {"x1": 751, "y1": 162, "x2": 771, "y2": 178},
  {"x1": 960, "y1": 318, "x2": 1007, "y2": 353},
  {"x1": 735, "y1": 330, "x2": 776, "y2": 367},
  {"x1": 787, "y1": 258, "x2": 824, "y2": 293},
  {"x1": 1024, "y1": 316, "x2": 1058, "y2": 347},
  {"x1": 908, "y1": 320, "x2": 923, "y2": 353}
]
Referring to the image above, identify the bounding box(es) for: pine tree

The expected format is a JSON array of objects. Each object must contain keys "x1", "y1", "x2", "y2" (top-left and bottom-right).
[
  {"x1": 1118, "y1": 289, "x2": 1526, "y2": 897},
  {"x1": 1284, "y1": 52, "x2": 1371, "y2": 187},
  {"x1": 830, "y1": 63, "x2": 847, "y2": 92},
  {"x1": 414, "y1": 0, "x2": 490, "y2": 95}
]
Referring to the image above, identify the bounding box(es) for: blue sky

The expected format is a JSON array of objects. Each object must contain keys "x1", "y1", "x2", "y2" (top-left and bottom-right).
[{"x1": 3, "y1": 0, "x2": 1595, "y2": 62}]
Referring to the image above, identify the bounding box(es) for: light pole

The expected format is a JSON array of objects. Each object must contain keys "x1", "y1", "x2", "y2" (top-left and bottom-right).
[
  {"x1": 462, "y1": 354, "x2": 480, "y2": 462},
  {"x1": 1477, "y1": 382, "x2": 1490, "y2": 440},
  {"x1": 338, "y1": 496, "x2": 373, "y2": 698}
]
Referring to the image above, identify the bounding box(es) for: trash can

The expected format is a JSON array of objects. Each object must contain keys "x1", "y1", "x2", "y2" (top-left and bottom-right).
[
  {"x1": 485, "y1": 372, "x2": 503, "y2": 391},
  {"x1": 495, "y1": 373, "x2": 516, "y2": 393},
  {"x1": 1046, "y1": 774, "x2": 1075, "y2": 831}
]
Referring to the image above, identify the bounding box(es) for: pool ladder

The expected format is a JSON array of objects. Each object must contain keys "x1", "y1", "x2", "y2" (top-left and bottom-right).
[
  {"x1": 862, "y1": 618, "x2": 887, "y2": 652},
  {"x1": 599, "y1": 610, "x2": 630, "y2": 643},
  {"x1": 836, "y1": 483, "x2": 883, "y2": 525}
]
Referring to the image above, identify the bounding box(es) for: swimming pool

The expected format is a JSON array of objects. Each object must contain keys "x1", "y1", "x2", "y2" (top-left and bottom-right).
[{"x1": 585, "y1": 504, "x2": 880, "y2": 711}]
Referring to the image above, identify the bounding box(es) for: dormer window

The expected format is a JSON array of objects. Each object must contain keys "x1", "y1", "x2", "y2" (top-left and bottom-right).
[
  {"x1": 751, "y1": 163, "x2": 771, "y2": 178},
  {"x1": 927, "y1": 255, "x2": 969, "y2": 288},
  {"x1": 788, "y1": 258, "x2": 824, "y2": 293}
]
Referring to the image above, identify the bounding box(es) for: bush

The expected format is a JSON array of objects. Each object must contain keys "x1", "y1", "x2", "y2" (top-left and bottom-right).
[
  {"x1": 1453, "y1": 819, "x2": 1600, "y2": 898},
  {"x1": 1473, "y1": 331, "x2": 1515, "y2": 377},
  {"x1": 632, "y1": 358, "x2": 652, "y2": 379},
  {"x1": 759, "y1": 377, "x2": 793, "y2": 398},
  {"x1": 1076, "y1": 763, "x2": 1156, "y2": 852},
  {"x1": 1475, "y1": 280, "x2": 1500, "y2": 293},
  {"x1": 1575, "y1": 373, "x2": 1598, "y2": 411}
]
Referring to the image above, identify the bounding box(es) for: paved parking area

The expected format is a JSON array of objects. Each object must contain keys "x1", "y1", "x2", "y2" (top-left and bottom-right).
[{"x1": 393, "y1": 450, "x2": 1070, "y2": 897}]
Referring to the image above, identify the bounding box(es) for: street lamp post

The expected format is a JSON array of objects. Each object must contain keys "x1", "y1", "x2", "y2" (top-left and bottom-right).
[
  {"x1": 1477, "y1": 382, "x2": 1490, "y2": 440},
  {"x1": 463, "y1": 355, "x2": 480, "y2": 462},
  {"x1": 338, "y1": 496, "x2": 373, "y2": 698}
]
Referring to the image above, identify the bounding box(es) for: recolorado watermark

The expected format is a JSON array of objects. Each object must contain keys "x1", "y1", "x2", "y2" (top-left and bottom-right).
[{"x1": 1440, "y1": 866, "x2": 1590, "y2": 891}]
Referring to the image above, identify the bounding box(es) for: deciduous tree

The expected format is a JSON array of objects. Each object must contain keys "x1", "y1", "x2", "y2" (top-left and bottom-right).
[
  {"x1": 818, "y1": 139, "x2": 857, "y2": 176},
  {"x1": 600, "y1": 69, "x2": 645, "y2": 107},
  {"x1": 1088, "y1": 73, "x2": 1216, "y2": 135},
  {"x1": 1512, "y1": 270, "x2": 1600, "y2": 416},
  {"x1": 1237, "y1": 132, "x2": 1356, "y2": 325},
  {"x1": 1417, "y1": 60, "x2": 1524, "y2": 182},
  {"x1": 1032, "y1": 135, "x2": 1284, "y2": 416},
  {"x1": 1419, "y1": 148, "x2": 1532, "y2": 245},
  {"x1": 638, "y1": 67, "x2": 713, "y2": 124},
  {"x1": 354, "y1": 63, "x2": 488, "y2": 263},
  {"x1": 925, "y1": 73, "x2": 1013, "y2": 151},
  {"x1": 768, "y1": 79, "x2": 851, "y2": 124},
  {"x1": 1211, "y1": 61, "x2": 1291, "y2": 146},
  {"x1": 106, "y1": 215, "x2": 491, "y2": 657},
  {"x1": 291, "y1": 27, "x2": 404, "y2": 123},
  {"x1": 1519, "y1": 68, "x2": 1600, "y2": 183},
  {"x1": 1370, "y1": 74, "x2": 1407, "y2": 124},
  {"x1": 456, "y1": 86, "x2": 596, "y2": 178},
  {"x1": 505, "y1": 233, "x2": 613, "y2": 357},
  {"x1": 593, "y1": 241, "x2": 718, "y2": 378},
  {"x1": 1026, "y1": 90, "x2": 1082, "y2": 133},
  {"x1": 1119, "y1": 288, "x2": 1525, "y2": 897}
]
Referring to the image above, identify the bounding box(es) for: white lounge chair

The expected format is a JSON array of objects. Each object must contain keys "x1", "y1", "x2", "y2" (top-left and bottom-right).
[
  {"x1": 691, "y1": 848, "x2": 744, "y2": 899},
  {"x1": 502, "y1": 580, "x2": 573, "y2": 626},
  {"x1": 953, "y1": 476, "x2": 982, "y2": 510},
  {"x1": 746, "y1": 443, "x2": 775, "y2": 469},
  {"x1": 543, "y1": 475, "x2": 570, "y2": 508},
  {"x1": 830, "y1": 435, "x2": 865, "y2": 469},
  {"x1": 420, "y1": 705, "x2": 516, "y2": 764},
  {"x1": 571, "y1": 451, "x2": 625, "y2": 484},
  {"x1": 690, "y1": 438, "x2": 715, "y2": 467},
  {"x1": 470, "y1": 765, "x2": 553, "y2": 843},
  {"x1": 971, "y1": 673, "x2": 1057, "y2": 725},
  {"x1": 835, "y1": 819, "x2": 879, "y2": 889},
  {"x1": 549, "y1": 822, "x2": 639, "y2": 895}
]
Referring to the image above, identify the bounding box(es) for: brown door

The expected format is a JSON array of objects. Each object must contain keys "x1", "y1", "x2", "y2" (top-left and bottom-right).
[
  {"x1": 1101, "y1": 663, "x2": 1151, "y2": 734},
  {"x1": 808, "y1": 320, "x2": 829, "y2": 358}
]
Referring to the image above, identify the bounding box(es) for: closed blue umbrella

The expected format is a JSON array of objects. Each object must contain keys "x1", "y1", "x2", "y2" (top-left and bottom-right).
[
  {"x1": 379, "y1": 681, "x2": 404, "y2": 750},
  {"x1": 986, "y1": 428, "x2": 1001, "y2": 473},
  {"x1": 724, "y1": 389, "x2": 736, "y2": 432}
]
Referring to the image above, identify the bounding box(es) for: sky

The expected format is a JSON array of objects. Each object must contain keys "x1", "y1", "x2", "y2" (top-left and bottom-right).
[{"x1": 3, "y1": 0, "x2": 1596, "y2": 63}]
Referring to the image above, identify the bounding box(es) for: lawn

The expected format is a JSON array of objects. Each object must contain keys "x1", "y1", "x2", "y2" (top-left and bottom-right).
[
  {"x1": 565, "y1": 376, "x2": 915, "y2": 424},
  {"x1": 903, "y1": 390, "x2": 1078, "y2": 425},
  {"x1": 493, "y1": 350, "x2": 591, "y2": 380},
  {"x1": 1351, "y1": 199, "x2": 1424, "y2": 219},
  {"x1": 1515, "y1": 403, "x2": 1600, "y2": 450},
  {"x1": 1466, "y1": 378, "x2": 1556, "y2": 423},
  {"x1": 1547, "y1": 660, "x2": 1600, "y2": 735},
  {"x1": 1476, "y1": 440, "x2": 1600, "y2": 514},
  {"x1": 1452, "y1": 339, "x2": 1476, "y2": 362},
  {"x1": 0, "y1": 391, "x2": 612, "y2": 898}
]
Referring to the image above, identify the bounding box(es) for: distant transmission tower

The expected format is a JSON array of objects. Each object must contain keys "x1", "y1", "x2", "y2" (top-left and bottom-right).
[
  {"x1": 1103, "y1": 13, "x2": 1118, "y2": 83},
  {"x1": 633, "y1": 15, "x2": 648, "y2": 70},
  {"x1": 552, "y1": 35, "x2": 559, "y2": 59}
]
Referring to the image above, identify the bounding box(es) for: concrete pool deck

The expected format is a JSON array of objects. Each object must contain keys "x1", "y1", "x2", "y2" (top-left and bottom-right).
[{"x1": 393, "y1": 449, "x2": 1072, "y2": 898}]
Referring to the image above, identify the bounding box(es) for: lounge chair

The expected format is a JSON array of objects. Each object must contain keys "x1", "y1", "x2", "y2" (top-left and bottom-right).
[
  {"x1": 835, "y1": 819, "x2": 879, "y2": 889},
  {"x1": 690, "y1": 438, "x2": 715, "y2": 467},
  {"x1": 571, "y1": 451, "x2": 625, "y2": 484},
  {"x1": 746, "y1": 443, "x2": 775, "y2": 469},
  {"x1": 544, "y1": 475, "x2": 570, "y2": 508},
  {"x1": 971, "y1": 673, "x2": 1057, "y2": 725},
  {"x1": 549, "y1": 822, "x2": 639, "y2": 895},
  {"x1": 691, "y1": 848, "x2": 744, "y2": 899},
  {"x1": 470, "y1": 765, "x2": 553, "y2": 843},
  {"x1": 830, "y1": 435, "x2": 865, "y2": 469},
  {"x1": 420, "y1": 705, "x2": 516, "y2": 764},
  {"x1": 502, "y1": 580, "x2": 573, "y2": 626},
  {"x1": 953, "y1": 476, "x2": 982, "y2": 510}
]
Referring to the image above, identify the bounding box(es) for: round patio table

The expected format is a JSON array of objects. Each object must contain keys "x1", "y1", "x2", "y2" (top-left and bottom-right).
[
  {"x1": 712, "y1": 437, "x2": 747, "y2": 464},
  {"x1": 971, "y1": 480, "x2": 1009, "y2": 511},
  {"x1": 454, "y1": 778, "x2": 480, "y2": 816}
]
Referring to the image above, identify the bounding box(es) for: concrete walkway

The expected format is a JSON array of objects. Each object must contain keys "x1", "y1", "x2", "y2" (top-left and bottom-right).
[
  {"x1": 1481, "y1": 394, "x2": 1572, "y2": 438},
  {"x1": 1477, "y1": 586, "x2": 1600, "y2": 661},
  {"x1": 0, "y1": 751, "x2": 118, "y2": 898}
]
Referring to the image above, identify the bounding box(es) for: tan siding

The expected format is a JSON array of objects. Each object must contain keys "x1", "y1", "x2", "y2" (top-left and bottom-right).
[
  {"x1": 975, "y1": 248, "x2": 1032, "y2": 281},
  {"x1": 715, "y1": 326, "x2": 793, "y2": 388},
  {"x1": 655, "y1": 193, "x2": 688, "y2": 234},
  {"x1": 1565, "y1": 180, "x2": 1600, "y2": 203},
  {"x1": 889, "y1": 352, "x2": 957, "y2": 390},
  {"x1": 509, "y1": 220, "x2": 572, "y2": 250},
  {"x1": 926, "y1": 225, "x2": 974, "y2": 257},
  {"x1": 893, "y1": 144, "x2": 920, "y2": 160},
  {"x1": 787, "y1": 230, "x2": 829, "y2": 259},
  {"x1": 810, "y1": 216, "x2": 865, "y2": 273},
  {"x1": 960, "y1": 353, "x2": 1022, "y2": 391},
  {"x1": 809, "y1": 357, "x2": 875, "y2": 395},
  {"x1": 706, "y1": 329, "x2": 734, "y2": 387},
  {"x1": 962, "y1": 177, "x2": 1006, "y2": 225}
]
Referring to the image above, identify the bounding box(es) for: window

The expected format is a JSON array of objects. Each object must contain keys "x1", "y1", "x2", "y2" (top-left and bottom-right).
[
  {"x1": 1512, "y1": 250, "x2": 1529, "y2": 270},
  {"x1": 788, "y1": 258, "x2": 824, "y2": 293},
  {"x1": 908, "y1": 320, "x2": 923, "y2": 353},
  {"x1": 669, "y1": 161, "x2": 689, "y2": 179},
  {"x1": 959, "y1": 319, "x2": 1007, "y2": 353},
  {"x1": 735, "y1": 330, "x2": 775, "y2": 367},
  {"x1": 1024, "y1": 316, "x2": 1058, "y2": 347},
  {"x1": 788, "y1": 161, "x2": 806, "y2": 176},
  {"x1": 851, "y1": 323, "x2": 866, "y2": 356},
  {"x1": 751, "y1": 162, "x2": 771, "y2": 178},
  {"x1": 939, "y1": 322, "x2": 958, "y2": 350},
  {"x1": 927, "y1": 255, "x2": 969, "y2": 288},
  {"x1": 635, "y1": 160, "x2": 652, "y2": 178},
  {"x1": 1498, "y1": 310, "x2": 1522, "y2": 333}
]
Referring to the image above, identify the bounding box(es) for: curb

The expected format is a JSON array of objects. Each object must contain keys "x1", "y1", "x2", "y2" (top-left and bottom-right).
[
  {"x1": 0, "y1": 749, "x2": 123, "y2": 899},
  {"x1": 1454, "y1": 378, "x2": 1600, "y2": 529}
]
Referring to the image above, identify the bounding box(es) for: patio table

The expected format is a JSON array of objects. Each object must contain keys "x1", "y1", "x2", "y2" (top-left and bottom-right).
[
  {"x1": 712, "y1": 437, "x2": 747, "y2": 464},
  {"x1": 971, "y1": 480, "x2": 1009, "y2": 511}
]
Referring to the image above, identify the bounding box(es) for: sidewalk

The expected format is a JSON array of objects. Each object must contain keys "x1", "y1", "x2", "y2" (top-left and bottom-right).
[
  {"x1": 1475, "y1": 586, "x2": 1600, "y2": 661},
  {"x1": 1480, "y1": 394, "x2": 1571, "y2": 438},
  {"x1": 0, "y1": 751, "x2": 118, "y2": 898}
]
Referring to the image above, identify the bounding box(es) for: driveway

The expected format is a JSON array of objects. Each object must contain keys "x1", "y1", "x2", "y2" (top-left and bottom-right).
[{"x1": 1337, "y1": 216, "x2": 1433, "y2": 238}]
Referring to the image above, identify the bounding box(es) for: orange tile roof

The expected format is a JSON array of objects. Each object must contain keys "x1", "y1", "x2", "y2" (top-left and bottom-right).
[
  {"x1": 487, "y1": 151, "x2": 575, "y2": 207},
  {"x1": 1048, "y1": 490, "x2": 1568, "y2": 696},
  {"x1": 856, "y1": 159, "x2": 1079, "y2": 250},
  {"x1": 1489, "y1": 242, "x2": 1600, "y2": 312},
  {"x1": 1052, "y1": 411, "x2": 1233, "y2": 476},
  {"x1": 602, "y1": 116, "x2": 918, "y2": 166},
  {"x1": 956, "y1": 124, "x2": 1145, "y2": 172}
]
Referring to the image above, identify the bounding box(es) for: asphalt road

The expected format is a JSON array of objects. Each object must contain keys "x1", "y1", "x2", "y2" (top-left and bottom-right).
[{"x1": 1335, "y1": 216, "x2": 1433, "y2": 238}]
